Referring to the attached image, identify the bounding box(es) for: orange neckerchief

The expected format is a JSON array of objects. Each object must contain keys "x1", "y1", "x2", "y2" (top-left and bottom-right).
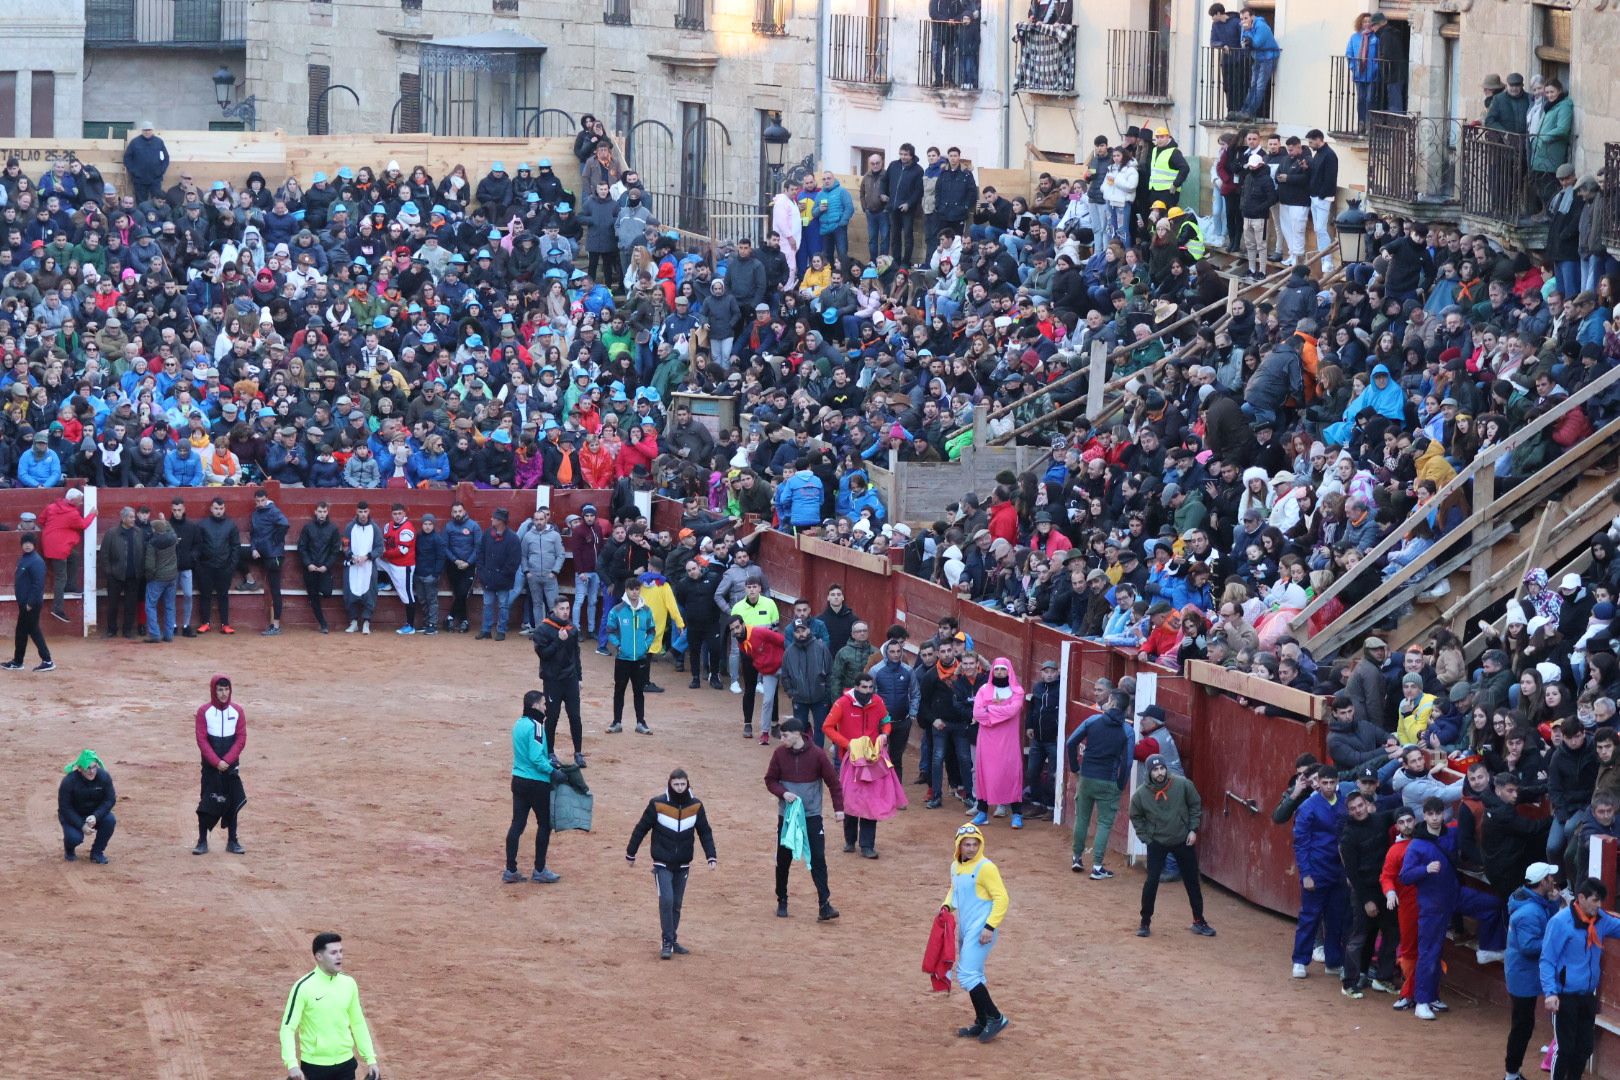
[
  {"x1": 1574, "y1": 905, "x2": 1602, "y2": 949},
  {"x1": 1153, "y1": 785, "x2": 1168, "y2": 801},
  {"x1": 936, "y1": 659, "x2": 960, "y2": 684}
]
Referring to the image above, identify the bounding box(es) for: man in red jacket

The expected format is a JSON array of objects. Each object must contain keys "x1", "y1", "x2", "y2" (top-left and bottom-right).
[
  {"x1": 381, "y1": 502, "x2": 418, "y2": 634},
  {"x1": 193, "y1": 674, "x2": 247, "y2": 855},
  {"x1": 731, "y1": 615, "x2": 785, "y2": 743},
  {"x1": 765, "y1": 718, "x2": 844, "y2": 921},
  {"x1": 39, "y1": 488, "x2": 95, "y2": 623},
  {"x1": 1379, "y1": 805, "x2": 1420, "y2": 1007},
  {"x1": 823, "y1": 672, "x2": 894, "y2": 857}
]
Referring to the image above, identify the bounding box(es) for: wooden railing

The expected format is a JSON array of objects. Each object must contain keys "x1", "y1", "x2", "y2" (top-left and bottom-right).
[{"x1": 1296, "y1": 362, "x2": 1620, "y2": 653}]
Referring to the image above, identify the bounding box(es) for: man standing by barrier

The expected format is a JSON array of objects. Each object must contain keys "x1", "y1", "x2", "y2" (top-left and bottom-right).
[
  {"x1": 1065, "y1": 689, "x2": 1134, "y2": 879},
  {"x1": 296, "y1": 502, "x2": 341, "y2": 635},
  {"x1": 520, "y1": 507, "x2": 565, "y2": 636},
  {"x1": 872, "y1": 637, "x2": 920, "y2": 783},
  {"x1": 380, "y1": 503, "x2": 418, "y2": 635},
  {"x1": 1400, "y1": 795, "x2": 1506, "y2": 1021},
  {"x1": 476, "y1": 508, "x2": 520, "y2": 641},
  {"x1": 443, "y1": 501, "x2": 482, "y2": 633},
  {"x1": 250, "y1": 488, "x2": 289, "y2": 637},
  {"x1": 1291, "y1": 765, "x2": 1348, "y2": 980},
  {"x1": 195, "y1": 496, "x2": 241, "y2": 635},
  {"x1": 1506, "y1": 862, "x2": 1562, "y2": 1080},
  {"x1": 1130, "y1": 754, "x2": 1216, "y2": 939},
  {"x1": 607, "y1": 578, "x2": 656, "y2": 735},
  {"x1": 1541, "y1": 878, "x2": 1620, "y2": 1080},
  {"x1": 40, "y1": 488, "x2": 92, "y2": 624}
]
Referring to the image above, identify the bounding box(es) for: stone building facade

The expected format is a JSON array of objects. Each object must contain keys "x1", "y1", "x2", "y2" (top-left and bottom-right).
[{"x1": 1, "y1": 0, "x2": 87, "y2": 139}]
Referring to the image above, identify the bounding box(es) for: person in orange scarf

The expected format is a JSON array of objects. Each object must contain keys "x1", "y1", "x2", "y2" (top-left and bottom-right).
[
  {"x1": 540, "y1": 421, "x2": 580, "y2": 487},
  {"x1": 206, "y1": 434, "x2": 242, "y2": 486}
]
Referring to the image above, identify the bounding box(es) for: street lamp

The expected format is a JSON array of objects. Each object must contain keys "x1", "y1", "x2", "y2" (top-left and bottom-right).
[
  {"x1": 212, "y1": 66, "x2": 258, "y2": 131},
  {"x1": 1336, "y1": 196, "x2": 1368, "y2": 267},
  {"x1": 762, "y1": 114, "x2": 791, "y2": 213}
]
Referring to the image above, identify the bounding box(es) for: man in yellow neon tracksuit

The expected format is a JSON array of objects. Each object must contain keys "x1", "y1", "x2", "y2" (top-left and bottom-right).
[{"x1": 279, "y1": 932, "x2": 380, "y2": 1080}]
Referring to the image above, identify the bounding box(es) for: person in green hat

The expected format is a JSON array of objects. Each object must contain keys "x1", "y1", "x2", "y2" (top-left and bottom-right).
[{"x1": 58, "y1": 750, "x2": 116, "y2": 863}]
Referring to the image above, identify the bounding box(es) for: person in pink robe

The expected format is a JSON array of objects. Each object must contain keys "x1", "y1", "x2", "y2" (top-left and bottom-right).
[
  {"x1": 972, "y1": 656, "x2": 1027, "y2": 829},
  {"x1": 772, "y1": 181, "x2": 803, "y2": 289}
]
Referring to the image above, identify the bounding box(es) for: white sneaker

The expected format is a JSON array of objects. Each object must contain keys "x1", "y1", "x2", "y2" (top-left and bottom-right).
[
  {"x1": 730, "y1": 681, "x2": 742, "y2": 694},
  {"x1": 345, "y1": 621, "x2": 358, "y2": 633},
  {"x1": 1415, "y1": 1003, "x2": 1436, "y2": 1021},
  {"x1": 1312, "y1": 945, "x2": 1326, "y2": 963},
  {"x1": 1475, "y1": 949, "x2": 1505, "y2": 965},
  {"x1": 1423, "y1": 578, "x2": 1452, "y2": 598},
  {"x1": 1291, "y1": 963, "x2": 1308, "y2": 979},
  {"x1": 362, "y1": 621, "x2": 371, "y2": 635}
]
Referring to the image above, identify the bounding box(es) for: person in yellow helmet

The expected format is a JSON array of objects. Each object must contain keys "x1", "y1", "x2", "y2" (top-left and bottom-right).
[
  {"x1": 279, "y1": 932, "x2": 379, "y2": 1080},
  {"x1": 941, "y1": 823, "x2": 1011, "y2": 1041},
  {"x1": 1145, "y1": 127, "x2": 1190, "y2": 210}
]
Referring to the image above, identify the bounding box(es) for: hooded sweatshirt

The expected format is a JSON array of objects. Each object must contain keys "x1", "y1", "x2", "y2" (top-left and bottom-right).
[
  {"x1": 1128, "y1": 756, "x2": 1203, "y2": 846},
  {"x1": 941, "y1": 824, "x2": 1009, "y2": 931},
  {"x1": 764, "y1": 737, "x2": 845, "y2": 818},
  {"x1": 195, "y1": 674, "x2": 246, "y2": 768}
]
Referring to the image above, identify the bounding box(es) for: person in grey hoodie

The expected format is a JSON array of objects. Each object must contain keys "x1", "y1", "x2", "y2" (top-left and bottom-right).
[
  {"x1": 615, "y1": 190, "x2": 658, "y2": 267},
  {"x1": 703, "y1": 278, "x2": 743, "y2": 363},
  {"x1": 343, "y1": 443, "x2": 382, "y2": 488},
  {"x1": 518, "y1": 507, "x2": 566, "y2": 634}
]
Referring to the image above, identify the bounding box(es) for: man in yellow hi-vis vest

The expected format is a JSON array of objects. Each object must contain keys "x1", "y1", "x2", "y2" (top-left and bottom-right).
[
  {"x1": 1169, "y1": 206, "x2": 1206, "y2": 262},
  {"x1": 1146, "y1": 127, "x2": 1190, "y2": 210}
]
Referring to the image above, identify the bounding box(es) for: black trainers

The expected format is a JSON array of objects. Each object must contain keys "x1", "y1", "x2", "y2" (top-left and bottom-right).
[
  {"x1": 1191, "y1": 921, "x2": 1217, "y2": 937},
  {"x1": 34, "y1": 660, "x2": 55, "y2": 672},
  {"x1": 502, "y1": 869, "x2": 523, "y2": 883},
  {"x1": 776, "y1": 900, "x2": 789, "y2": 918},
  {"x1": 688, "y1": 677, "x2": 700, "y2": 689},
  {"x1": 644, "y1": 681, "x2": 664, "y2": 693},
  {"x1": 89, "y1": 852, "x2": 108, "y2": 864},
  {"x1": 605, "y1": 722, "x2": 623, "y2": 734},
  {"x1": 227, "y1": 840, "x2": 246, "y2": 855},
  {"x1": 0, "y1": 660, "x2": 22, "y2": 670},
  {"x1": 843, "y1": 842, "x2": 856, "y2": 853},
  {"x1": 743, "y1": 724, "x2": 753, "y2": 739},
  {"x1": 635, "y1": 723, "x2": 652, "y2": 735},
  {"x1": 956, "y1": 1024, "x2": 984, "y2": 1038},
  {"x1": 978, "y1": 1015, "x2": 1009, "y2": 1042},
  {"x1": 1071, "y1": 857, "x2": 1084, "y2": 873},
  {"x1": 818, "y1": 903, "x2": 840, "y2": 921},
  {"x1": 659, "y1": 944, "x2": 673, "y2": 960},
  {"x1": 925, "y1": 797, "x2": 942, "y2": 809},
  {"x1": 671, "y1": 943, "x2": 689, "y2": 955},
  {"x1": 1089, "y1": 866, "x2": 1114, "y2": 880},
  {"x1": 1136, "y1": 922, "x2": 1151, "y2": 937},
  {"x1": 191, "y1": 840, "x2": 208, "y2": 855}
]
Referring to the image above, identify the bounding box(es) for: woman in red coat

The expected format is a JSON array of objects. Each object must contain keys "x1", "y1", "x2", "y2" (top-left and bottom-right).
[
  {"x1": 39, "y1": 488, "x2": 95, "y2": 621},
  {"x1": 616, "y1": 421, "x2": 660, "y2": 479}
]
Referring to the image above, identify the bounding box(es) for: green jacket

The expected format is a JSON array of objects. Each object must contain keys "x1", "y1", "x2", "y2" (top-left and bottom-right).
[
  {"x1": 1128, "y1": 767, "x2": 1203, "y2": 847},
  {"x1": 830, "y1": 640, "x2": 877, "y2": 696},
  {"x1": 1531, "y1": 94, "x2": 1575, "y2": 174},
  {"x1": 1172, "y1": 493, "x2": 1208, "y2": 534}
]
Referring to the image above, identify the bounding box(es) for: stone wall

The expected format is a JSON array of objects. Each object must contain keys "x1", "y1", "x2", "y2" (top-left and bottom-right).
[
  {"x1": 5, "y1": 1, "x2": 86, "y2": 138},
  {"x1": 82, "y1": 53, "x2": 230, "y2": 135}
]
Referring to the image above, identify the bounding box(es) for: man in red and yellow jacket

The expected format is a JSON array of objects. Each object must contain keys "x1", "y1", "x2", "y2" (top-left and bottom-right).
[
  {"x1": 823, "y1": 672, "x2": 894, "y2": 856},
  {"x1": 381, "y1": 502, "x2": 419, "y2": 635}
]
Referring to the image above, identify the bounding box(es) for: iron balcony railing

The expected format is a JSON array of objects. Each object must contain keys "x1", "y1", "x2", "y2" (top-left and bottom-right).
[
  {"x1": 752, "y1": 0, "x2": 786, "y2": 35},
  {"x1": 1606, "y1": 143, "x2": 1620, "y2": 251},
  {"x1": 1326, "y1": 55, "x2": 1403, "y2": 139},
  {"x1": 86, "y1": 0, "x2": 248, "y2": 45},
  {"x1": 828, "y1": 14, "x2": 892, "y2": 85},
  {"x1": 1012, "y1": 22, "x2": 1076, "y2": 95},
  {"x1": 676, "y1": 0, "x2": 704, "y2": 29},
  {"x1": 1106, "y1": 29, "x2": 1170, "y2": 103},
  {"x1": 1366, "y1": 112, "x2": 1462, "y2": 205},
  {"x1": 1459, "y1": 125, "x2": 1534, "y2": 227},
  {"x1": 603, "y1": 0, "x2": 630, "y2": 23},
  {"x1": 918, "y1": 19, "x2": 981, "y2": 90},
  {"x1": 1196, "y1": 45, "x2": 1278, "y2": 124}
]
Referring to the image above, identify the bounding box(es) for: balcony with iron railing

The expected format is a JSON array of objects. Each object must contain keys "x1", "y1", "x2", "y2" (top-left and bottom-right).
[
  {"x1": 1459, "y1": 125, "x2": 1536, "y2": 229},
  {"x1": 1106, "y1": 29, "x2": 1169, "y2": 104},
  {"x1": 675, "y1": 0, "x2": 704, "y2": 29},
  {"x1": 1326, "y1": 55, "x2": 1403, "y2": 139},
  {"x1": 1195, "y1": 45, "x2": 1277, "y2": 124},
  {"x1": 86, "y1": 0, "x2": 248, "y2": 46},
  {"x1": 1365, "y1": 112, "x2": 1462, "y2": 210},
  {"x1": 752, "y1": 0, "x2": 785, "y2": 35},
  {"x1": 828, "y1": 14, "x2": 891, "y2": 85},
  {"x1": 603, "y1": 0, "x2": 630, "y2": 23},
  {"x1": 917, "y1": 19, "x2": 981, "y2": 91},
  {"x1": 1012, "y1": 21, "x2": 1076, "y2": 95}
]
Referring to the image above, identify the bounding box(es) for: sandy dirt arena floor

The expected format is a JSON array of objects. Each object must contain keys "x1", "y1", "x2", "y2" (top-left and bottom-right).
[{"x1": 0, "y1": 632, "x2": 1509, "y2": 1079}]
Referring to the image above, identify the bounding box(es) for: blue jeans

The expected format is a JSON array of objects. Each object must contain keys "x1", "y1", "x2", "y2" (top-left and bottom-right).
[
  {"x1": 791, "y1": 700, "x2": 830, "y2": 748},
  {"x1": 1241, "y1": 401, "x2": 1277, "y2": 427},
  {"x1": 931, "y1": 725, "x2": 975, "y2": 801},
  {"x1": 176, "y1": 568, "x2": 193, "y2": 630},
  {"x1": 1106, "y1": 204, "x2": 1131, "y2": 246},
  {"x1": 823, "y1": 226, "x2": 848, "y2": 266},
  {"x1": 575, "y1": 571, "x2": 600, "y2": 637},
  {"x1": 970, "y1": 224, "x2": 1003, "y2": 244},
  {"x1": 63, "y1": 812, "x2": 116, "y2": 855},
  {"x1": 145, "y1": 579, "x2": 175, "y2": 640},
  {"x1": 865, "y1": 211, "x2": 890, "y2": 261},
  {"x1": 1556, "y1": 260, "x2": 1580, "y2": 301},
  {"x1": 1583, "y1": 255, "x2": 1605, "y2": 295},
  {"x1": 1242, "y1": 57, "x2": 1276, "y2": 117},
  {"x1": 481, "y1": 585, "x2": 515, "y2": 634}
]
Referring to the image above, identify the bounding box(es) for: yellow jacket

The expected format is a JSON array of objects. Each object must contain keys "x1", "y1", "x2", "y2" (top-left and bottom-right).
[
  {"x1": 1395, "y1": 691, "x2": 1437, "y2": 745},
  {"x1": 638, "y1": 576, "x2": 685, "y2": 654},
  {"x1": 799, "y1": 263, "x2": 831, "y2": 297},
  {"x1": 941, "y1": 824, "x2": 1010, "y2": 925}
]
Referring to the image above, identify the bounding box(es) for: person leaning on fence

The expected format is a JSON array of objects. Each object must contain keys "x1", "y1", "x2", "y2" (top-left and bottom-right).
[{"x1": 1065, "y1": 689, "x2": 1134, "y2": 880}]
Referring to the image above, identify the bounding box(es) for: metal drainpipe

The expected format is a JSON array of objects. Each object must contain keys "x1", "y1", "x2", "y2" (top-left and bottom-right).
[
  {"x1": 1002, "y1": 0, "x2": 1014, "y2": 167},
  {"x1": 1186, "y1": 28, "x2": 1200, "y2": 156},
  {"x1": 815, "y1": 0, "x2": 827, "y2": 166}
]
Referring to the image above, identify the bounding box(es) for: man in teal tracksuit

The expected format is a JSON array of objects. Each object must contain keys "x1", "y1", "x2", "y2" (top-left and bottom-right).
[
  {"x1": 503, "y1": 689, "x2": 560, "y2": 885},
  {"x1": 605, "y1": 577, "x2": 657, "y2": 734},
  {"x1": 1541, "y1": 877, "x2": 1620, "y2": 1080}
]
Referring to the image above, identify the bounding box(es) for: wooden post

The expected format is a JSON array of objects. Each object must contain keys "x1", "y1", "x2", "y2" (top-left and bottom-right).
[
  {"x1": 1086, "y1": 339, "x2": 1107, "y2": 420},
  {"x1": 973, "y1": 402, "x2": 988, "y2": 444},
  {"x1": 1468, "y1": 466, "x2": 1495, "y2": 596}
]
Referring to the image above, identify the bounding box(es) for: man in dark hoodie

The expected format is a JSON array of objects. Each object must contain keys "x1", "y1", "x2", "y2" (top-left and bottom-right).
[
  {"x1": 296, "y1": 501, "x2": 342, "y2": 634},
  {"x1": 193, "y1": 674, "x2": 246, "y2": 855},
  {"x1": 1547, "y1": 717, "x2": 1598, "y2": 862},
  {"x1": 194, "y1": 496, "x2": 241, "y2": 634},
  {"x1": 6, "y1": 532, "x2": 51, "y2": 669},
  {"x1": 626, "y1": 767, "x2": 718, "y2": 960},
  {"x1": 780, "y1": 619, "x2": 834, "y2": 744},
  {"x1": 764, "y1": 718, "x2": 844, "y2": 921},
  {"x1": 819, "y1": 584, "x2": 859, "y2": 656},
  {"x1": 1128, "y1": 753, "x2": 1215, "y2": 939},
  {"x1": 1327, "y1": 694, "x2": 1397, "y2": 770},
  {"x1": 1337, "y1": 790, "x2": 1401, "y2": 997},
  {"x1": 534, "y1": 598, "x2": 585, "y2": 767},
  {"x1": 59, "y1": 749, "x2": 116, "y2": 863}
]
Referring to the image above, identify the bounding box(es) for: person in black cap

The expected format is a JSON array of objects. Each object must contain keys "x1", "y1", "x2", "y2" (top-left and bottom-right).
[{"x1": 1129, "y1": 754, "x2": 1215, "y2": 938}]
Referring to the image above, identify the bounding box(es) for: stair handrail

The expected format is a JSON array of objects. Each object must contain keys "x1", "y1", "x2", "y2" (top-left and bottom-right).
[{"x1": 1291, "y1": 362, "x2": 1620, "y2": 639}]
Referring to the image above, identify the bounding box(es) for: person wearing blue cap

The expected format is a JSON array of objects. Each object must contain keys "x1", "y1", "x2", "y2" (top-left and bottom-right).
[
  {"x1": 304, "y1": 171, "x2": 337, "y2": 230},
  {"x1": 477, "y1": 162, "x2": 513, "y2": 219},
  {"x1": 534, "y1": 159, "x2": 568, "y2": 206}
]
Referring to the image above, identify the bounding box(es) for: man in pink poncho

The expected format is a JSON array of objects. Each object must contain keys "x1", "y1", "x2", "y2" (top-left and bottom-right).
[
  {"x1": 972, "y1": 657, "x2": 1028, "y2": 829},
  {"x1": 823, "y1": 671, "x2": 907, "y2": 858}
]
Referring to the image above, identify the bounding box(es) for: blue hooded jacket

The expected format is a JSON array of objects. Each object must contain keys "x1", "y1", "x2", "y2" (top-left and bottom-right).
[
  {"x1": 1505, "y1": 886, "x2": 1561, "y2": 998},
  {"x1": 1540, "y1": 903, "x2": 1620, "y2": 996},
  {"x1": 775, "y1": 471, "x2": 825, "y2": 528},
  {"x1": 816, "y1": 178, "x2": 854, "y2": 236}
]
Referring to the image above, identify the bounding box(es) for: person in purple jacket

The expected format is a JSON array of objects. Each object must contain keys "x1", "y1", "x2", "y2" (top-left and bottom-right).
[
  {"x1": 1399, "y1": 796, "x2": 1506, "y2": 1021},
  {"x1": 1290, "y1": 764, "x2": 1348, "y2": 979}
]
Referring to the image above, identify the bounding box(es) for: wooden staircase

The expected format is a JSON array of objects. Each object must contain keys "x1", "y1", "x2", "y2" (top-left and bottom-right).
[{"x1": 1297, "y1": 363, "x2": 1620, "y2": 657}]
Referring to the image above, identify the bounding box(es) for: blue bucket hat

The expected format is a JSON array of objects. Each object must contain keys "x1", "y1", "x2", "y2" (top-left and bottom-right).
[
  {"x1": 312, "y1": 171, "x2": 328, "y2": 183},
  {"x1": 371, "y1": 315, "x2": 391, "y2": 329},
  {"x1": 449, "y1": 253, "x2": 467, "y2": 265},
  {"x1": 556, "y1": 202, "x2": 572, "y2": 213},
  {"x1": 420, "y1": 331, "x2": 438, "y2": 345},
  {"x1": 525, "y1": 192, "x2": 541, "y2": 203},
  {"x1": 537, "y1": 158, "x2": 552, "y2": 168},
  {"x1": 490, "y1": 161, "x2": 506, "y2": 172},
  {"x1": 466, "y1": 335, "x2": 485, "y2": 349},
  {"x1": 371, "y1": 203, "x2": 386, "y2": 215},
  {"x1": 330, "y1": 203, "x2": 348, "y2": 215},
  {"x1": 518, "y1": 162, "x2": 531, "y2": 172},
  {"x1": 570, "y1": 269, "x2": 587, "y2": 280},
  {"x1": 434, "y1": 304, "x2": 450, "y2": 315},
  {"x1": 336, "y1": 166, "x2": 355, "y2": 180}
]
